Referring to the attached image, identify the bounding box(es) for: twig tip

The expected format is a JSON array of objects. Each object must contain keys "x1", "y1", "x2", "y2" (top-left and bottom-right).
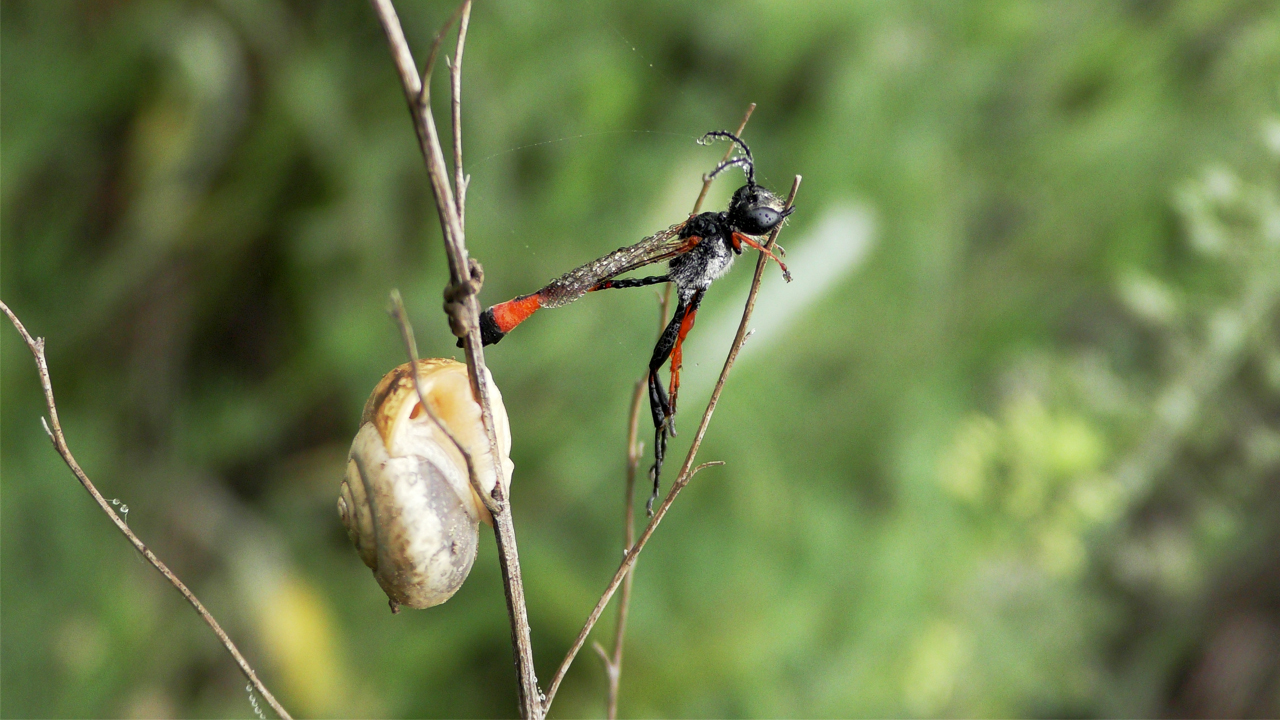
[{"x1": 691, "y1": 460, "x2": 726, "y2": 477}]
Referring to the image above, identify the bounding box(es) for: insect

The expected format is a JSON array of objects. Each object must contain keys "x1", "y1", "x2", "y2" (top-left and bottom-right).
[{"x1": 473, "y1": 131, "x2": 793, "y2": 512}]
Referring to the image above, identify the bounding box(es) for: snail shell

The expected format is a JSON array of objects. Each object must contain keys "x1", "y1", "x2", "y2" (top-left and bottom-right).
[{"x1": 338, "y1": 359, "x2": 513, "y2": 610}]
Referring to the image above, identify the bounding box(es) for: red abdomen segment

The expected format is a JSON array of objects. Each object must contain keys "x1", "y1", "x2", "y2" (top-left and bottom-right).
[
  {"x1": 492, "y1": 294, "x2": 542, "y2": 333},
  {"x1": 478, "y1": 293, "x2": 542, "y2": 345}
]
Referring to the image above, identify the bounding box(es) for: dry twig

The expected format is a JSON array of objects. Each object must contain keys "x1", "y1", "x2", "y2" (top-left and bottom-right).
[
  {"x1": 0, "y1": 301, "x2": 291, "y2": 720},
  {"x1": 543, "y1": 175, "x2": 803, "y2": 713},
  {"x1": 448, "y1": 7, "x2": 471, "y2": 235},
  {"x1": 366, "y1": 1, "x2": 541, "y2": 716},
  {"x1": 594, "y1": 378, "x2": 646, "y2": 719}
]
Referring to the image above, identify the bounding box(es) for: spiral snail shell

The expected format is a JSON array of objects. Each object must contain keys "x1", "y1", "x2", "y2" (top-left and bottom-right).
[{"x1": 338, "y1": 359, "x2": 513, "y2": 610}]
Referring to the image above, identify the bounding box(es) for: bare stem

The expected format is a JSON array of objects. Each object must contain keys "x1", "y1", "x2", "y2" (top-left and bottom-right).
[
  {"x1": 449, "y1": 2, "x2": 471, "y2": 233},
  {"x1": 596, "y1": 378, "x2": 647, "y2": 718},
  {"x1": 367, "y1": 2, "x2": 541, "y2": 716},
  {"x1": 543, "y1": 175, "x2": 803, "y2": 713},
  {"x1": 0, "y1": 301, "x2": 292, "y2": 720}
]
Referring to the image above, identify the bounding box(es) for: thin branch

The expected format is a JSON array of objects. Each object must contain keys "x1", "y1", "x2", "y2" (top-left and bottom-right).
[
  {"x1": 449, "y1": 1, "x2": 472, "y2": 233},
  {"x1": 597, "y1": 378, "x2": 647, "y2": 718},
  {"x1": 690, "y1": 460, "x2": 727, "y2": 475},
  {"x1": 418, "y1": 0, "x2": 468, "y2": 102},
  {"x1": 543, "y1": 175, "x2": 803, "y2": 713},
  {"x1": 366, "y1": 2, "x2": 541, "y2": 717},
  {"x1": 593, "y1": 640, "x2": 614, "y2": 674},
  {"x1": 0, "y1": 301, "x2": 292, "y2": 720}
]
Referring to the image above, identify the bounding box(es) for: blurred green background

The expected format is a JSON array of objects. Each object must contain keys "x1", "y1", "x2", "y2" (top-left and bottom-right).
[{"x1": 4, "y1": 0, "x2": 1280, "y2": 717}]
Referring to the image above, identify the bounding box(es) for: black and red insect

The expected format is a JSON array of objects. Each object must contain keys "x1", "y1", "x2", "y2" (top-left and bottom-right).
[{"x1": 473, "y1": 131, "x2": 793, "y2": 511}]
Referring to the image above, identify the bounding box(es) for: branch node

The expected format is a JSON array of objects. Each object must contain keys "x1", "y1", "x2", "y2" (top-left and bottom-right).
[
  {"x1": 442, "y1": 259, "x2": 485, "y2": 338},
  {"x1": 388, "y1": 290, "x2": 504, "y2": 518},
  {"x1": 592, "y1": 641, "x2": 614, "y2": 672}
]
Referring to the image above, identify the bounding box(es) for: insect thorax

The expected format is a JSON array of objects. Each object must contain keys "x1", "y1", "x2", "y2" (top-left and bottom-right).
[{"x1": 670, "y1": 213, "x2": 734, "y2": 294}]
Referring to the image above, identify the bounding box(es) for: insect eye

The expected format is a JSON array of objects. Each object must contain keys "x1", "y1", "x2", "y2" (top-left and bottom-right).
[{"x1": 744, "y1": 207, "x2": 782, "y2": 233}]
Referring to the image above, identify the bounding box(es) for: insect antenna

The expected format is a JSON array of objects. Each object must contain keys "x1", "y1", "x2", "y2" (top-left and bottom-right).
[
  {"x1": 706, "y1": 156, "x2": 754, "y2": 186},
  {"x1": 699, "y1": 130, "x2": 755, "y2": 187}
]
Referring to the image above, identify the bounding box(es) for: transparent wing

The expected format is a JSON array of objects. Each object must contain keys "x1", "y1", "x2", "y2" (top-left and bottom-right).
[{"x1": 535, "y1": 222, "x2": 689, "y2": 308}]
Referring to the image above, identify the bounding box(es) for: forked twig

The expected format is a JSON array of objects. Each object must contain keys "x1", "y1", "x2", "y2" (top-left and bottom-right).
[
  {"x1": 0, "y1": 301, "x2": 291, "y2": 720},
  {"x1": 543, "y1": 175, "x2": 803, "y2": 713},
  {"x1": 366, "y1": 2, "x2": 541, "y2": 717},
  {"x1": 596, "y1": 378, "x2": 646, "y2": 718}
]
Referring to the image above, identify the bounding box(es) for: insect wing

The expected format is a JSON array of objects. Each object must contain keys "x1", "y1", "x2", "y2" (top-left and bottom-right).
[{"x1": 536, "y1": 222, "x2": 688, "y2": 308}]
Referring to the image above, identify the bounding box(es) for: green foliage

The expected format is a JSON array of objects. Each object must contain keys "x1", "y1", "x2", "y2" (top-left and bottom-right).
[{"x1": 3, "y1": 0, "x2": 1278, "y2": 716}]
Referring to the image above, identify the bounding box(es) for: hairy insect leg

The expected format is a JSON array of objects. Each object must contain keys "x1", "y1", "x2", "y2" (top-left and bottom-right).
[
  {"x1": 647, "y1": 420, "x2": 668, "y2": 516},
  {"x1": 590, "y1": 275, "x2": 669, "y2": 292},
  {"x1": 648, "y1": 368, "x2": 671, "y2": 432},
  {"x1": 731, "y1": 232, "x2": 791, "y2": 281},
  {"x1": 648, "y1": 299, "x2": 687, "y2": 431},
  {"x1": 646, "y1": 370, "x2": 669, "y2": 515}
]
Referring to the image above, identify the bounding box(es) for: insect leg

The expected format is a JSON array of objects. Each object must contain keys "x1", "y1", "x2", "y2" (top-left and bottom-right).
[
  {"x1": 648, "y1": 298, "x2": 685, "y2": 429},
  {"x1": 590, "y1": 275, "x2": 670, "y2": 291},
  {"x1": 666, "y1": 289, "x2": 706, "y2": 423},
  {"x1": 731, "y1": 232, "x2": 791, "y2": 281},
  {"x1": 647, "y1": 422, "x2": 667, "y2": 517},
  {"x1": 646, "y1": 296, "x2": 692, "y2": 514}
]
